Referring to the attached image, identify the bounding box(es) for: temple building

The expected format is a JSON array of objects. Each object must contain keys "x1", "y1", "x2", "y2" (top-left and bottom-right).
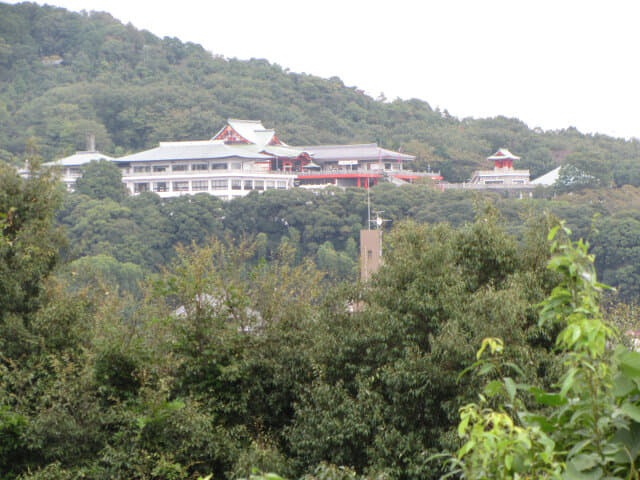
[
  {"x1": 295, "y1": 144, "x2": 437, "y2": 188},
  {"x1": 469, "y1": 148, "x2": 530, "y2": 185},
  {"x1": 114, "y1": 119, "x2": 311, "y2": 199},
  {"x1": 42, "y1": 119, "x2": 435, "y2": 199}
]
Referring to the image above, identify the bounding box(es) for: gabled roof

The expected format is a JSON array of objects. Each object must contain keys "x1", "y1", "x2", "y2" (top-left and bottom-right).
[
  {"x1": 212, "y1": 119, "x2": 284, "y2": 147},
  {"x1": 42, "y1": 150, "x2": 114, "y2": 167},
  {"x1": 296, "y1": 144, "x2": 415, "y2": 162},
  {"x1": 488, "y1": 148, "x2": 520, "y2": 161},
  {"x1": 115, "y1": 140, "x2": 273, "y2": 163}
]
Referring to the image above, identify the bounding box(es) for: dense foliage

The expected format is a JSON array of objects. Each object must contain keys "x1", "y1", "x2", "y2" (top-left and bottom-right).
[
  {"x1": 444, "y1": 225, "x2": 640, "y2": 479},
  {"x1": 50, "y1": 160, "x2": 640, "y2": 303},
  {"x1": 0, "y1": 159, "x2": 581, "y2": 480},
  {"x1": 3, "y1": 2, "x2": 640, "y2": 185}
]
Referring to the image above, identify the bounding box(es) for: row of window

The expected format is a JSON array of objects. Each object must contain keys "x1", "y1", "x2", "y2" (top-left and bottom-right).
[
  {"x1": 133, "y1": 179, "x2": 288, "y2": 193},
  {"x1": 130, "y1": 162, "x2": 244, "y2": 174}
]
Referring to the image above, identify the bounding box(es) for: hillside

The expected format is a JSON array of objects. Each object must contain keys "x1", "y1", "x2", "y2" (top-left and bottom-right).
[{"x1": 2, "y1": 2, "x2": 640, "y2": 183}]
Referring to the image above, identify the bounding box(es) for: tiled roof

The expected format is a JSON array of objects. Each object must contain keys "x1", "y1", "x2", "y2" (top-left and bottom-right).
[
  {"x1": 42, "y1": 151, "x2": 114, "y2": 167},
  {"x1": 115, "y1": 140, "x2": 274, "y2": 163},
  {"x1": 488, "y1": 148, "x2": 520, "y2": 161},
  {"x1": 296, "y1": 144, "x2": 415, "y2": 163}
]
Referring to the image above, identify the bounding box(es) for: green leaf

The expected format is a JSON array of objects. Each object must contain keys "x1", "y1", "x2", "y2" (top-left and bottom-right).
[
  {"x1": 483, "y1": 380, "x2": 504, "y2": 397},
  {"x1": 619, "y1": 351, "x2": 640, "y2": 378},
  {"x1": 519, "y1": 413, "x2": 555, "y2": 433},
  {"x1": 529, "y1": 387, "x2": 568, "y2": 406},
  {"x1": 620, "y1": 402, "x2": 640, "y2": 423},
  {"x1": 570, "y1": 453, "x2": 599, "y2": 471},
  {"x1": 610, "y1": 422, "x2": 640, "y2": 463},
  {"x1": 504, "y1": 377, "x2": 516, "y2": 402},
  {"x1": 612, "y1": 373, "x2": 636, "y2": 398},
  {"x1": 564, "y1": 461, "x2": 603, "y2": 480}
]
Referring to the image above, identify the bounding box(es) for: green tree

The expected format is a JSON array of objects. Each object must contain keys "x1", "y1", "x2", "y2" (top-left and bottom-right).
[
  {"x1": 285, "y1": 209, "x2": 561, "y2": 479},
  {"x1": 447, "y1": 224, "x2": 640, "y2": 479},
  {"x1": 0, "y1": 158, "x2": 63, "y2": 319},
  {"x1": 74, "y1": 159, "x2": 128, "y2": 202}
]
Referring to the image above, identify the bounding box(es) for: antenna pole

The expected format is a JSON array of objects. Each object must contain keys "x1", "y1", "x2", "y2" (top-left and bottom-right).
[{"x1": 367, "y1": 180, "x2": 371, "y2": 229}]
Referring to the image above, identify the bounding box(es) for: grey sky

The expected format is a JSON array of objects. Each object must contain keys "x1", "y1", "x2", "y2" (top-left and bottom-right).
[{"x1": 8, "y1": 0, "x2": 640, "y2": 139}]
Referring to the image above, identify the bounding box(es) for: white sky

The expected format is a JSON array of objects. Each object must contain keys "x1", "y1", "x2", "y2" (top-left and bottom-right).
[{"x1": 9, "y1": 0, "x2": 640, "y2": 139}]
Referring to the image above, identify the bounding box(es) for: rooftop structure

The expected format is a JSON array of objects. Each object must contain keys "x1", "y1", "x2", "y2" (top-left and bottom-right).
[
  {"x1": 42, "y1": 150, "x2": 114, "y2": 191},
  {"x1": 469, "y1": 148, "x2": 530, "y2": 186}
]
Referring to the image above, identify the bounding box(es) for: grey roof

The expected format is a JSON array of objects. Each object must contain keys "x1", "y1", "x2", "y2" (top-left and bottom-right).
[
  {"x1": 255, "y1": 145, "x2": 306, "y2": 158},
  {"x1": 531, "y1": 166, "x2": 561, "y2": 186},
  {"x1": 42, "y1": 150, "x2": 114, "y2": 167},
  {"x1": 296, "y1": 144, "x2": 415, "y2": 162},
  {"x1": 115, "y1": 140, "x2": 274, "y2": 163}
]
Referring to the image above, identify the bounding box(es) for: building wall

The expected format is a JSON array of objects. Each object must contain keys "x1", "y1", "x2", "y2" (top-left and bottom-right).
[
  {"x1": 122, "y1": 173, "x2": 294, "y2": 199},
  {"x1": 360, "y1": 229, "x2": 382, "y2": 281},
  {"x1": 470, "y1": 169, "x2": 530, "y2": 185}
]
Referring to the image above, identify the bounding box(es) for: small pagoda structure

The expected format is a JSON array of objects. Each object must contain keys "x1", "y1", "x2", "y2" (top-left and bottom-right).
[{"x1": 470, "y1": 148, "x2": 530, "y2": 185}]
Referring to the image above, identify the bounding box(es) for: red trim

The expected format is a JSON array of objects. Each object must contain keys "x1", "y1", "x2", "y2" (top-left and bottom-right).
[
  {"x1": 269, "y1": 135, "x2": 282, "y2": 146},
  {"x1": 213, "y1": 125, "x2": 251, "y2": 144},
  {"x1": 297, "y1": 173, "x2": 382, "y2": 180}
]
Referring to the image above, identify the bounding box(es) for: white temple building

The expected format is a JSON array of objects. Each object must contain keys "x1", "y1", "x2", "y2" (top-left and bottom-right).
[
  {"x1": 469, "y1": 148, "x2": 530, "y2": 185},
  {"x1": 38, "y1": 119, "x2": 432, "y2": 200},
  {"x1": 114, "y1": 119, "x2": 308, "y2": 199}
]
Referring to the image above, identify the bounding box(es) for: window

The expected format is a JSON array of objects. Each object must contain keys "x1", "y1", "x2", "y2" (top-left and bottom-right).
[
  {"x1": 133, "y1": 166, "x2": 151, "y2": 173},
  {"x1": 134, "y1": 183, "x2": 149, "y2": 193},
  {"x1": 211, "y1": 163, "x2": 228, "y2": 170},
  {"x1": 192, "y1": 163, "x2": 208, "y2": 171},
  {"x1": 173, "y1": 181, "x2": 189, "y2": 191},
  {"x1": 153, "y1": 182, "x2": 168, "y2": 192},
  {"x1": 192, "y1": 180, "x2": 208, "y2": 191},
  {"x1": 265, "y1": 181, "x2": 275, "y2": 190},
  {"x1": 211, "y1": 179, "x2": 227, "y2": 190},
  {"x1": 231, "y1": 162, "x2": 242, "y2": 170},
  {"x1": 231, "y1": 179, "x2": 241, "y2": 190},
  {"x1": 172, "y1": 164, "x2": 188, "y2": 172},
  {"x1": 69, "y1": 167, "x2": 81, "y2": 175},
  {"x1": 384, "y1": 163, "x2": 392, "y2": 170},
  {"x1": 243, "y1": 180, "x2": 252, "y2": 190},
  {"x1": 254, "y1": 180, "x2": 264, "y2": 191},
  {"x1": 153, "y1": 165, "x2": 167, "y2": 172},
  {"x1": 277, "y1": 181, "x2": 287, "y2": 189}
]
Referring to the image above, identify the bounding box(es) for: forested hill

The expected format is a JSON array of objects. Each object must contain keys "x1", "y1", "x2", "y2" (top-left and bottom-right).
[{"x1": 2, "y1": 2, "x2": 640, "y2": 183}]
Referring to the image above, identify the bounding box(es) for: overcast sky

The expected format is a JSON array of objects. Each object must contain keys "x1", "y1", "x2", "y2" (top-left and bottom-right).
[{"x1": 9, "y1": 0, "x2": 640, "y2": 139}]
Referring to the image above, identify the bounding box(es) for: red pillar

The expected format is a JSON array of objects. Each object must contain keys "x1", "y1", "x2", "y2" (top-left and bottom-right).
[{"x1": 357, "y1": 177, "x2": 361, "y2": 188}]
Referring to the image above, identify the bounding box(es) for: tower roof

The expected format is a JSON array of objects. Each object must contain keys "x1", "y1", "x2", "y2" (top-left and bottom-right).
[{"x1": 488, "y1": 148, "x2": 520, "y2": 161}]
